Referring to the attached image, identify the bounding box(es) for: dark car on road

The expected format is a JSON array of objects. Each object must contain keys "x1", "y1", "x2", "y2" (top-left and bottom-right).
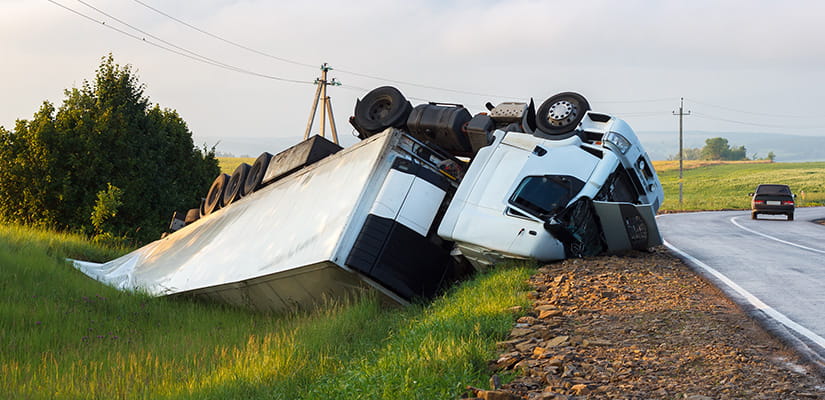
[{"x1": 750, "y1": 184, "x2": 795, "y2": 220}]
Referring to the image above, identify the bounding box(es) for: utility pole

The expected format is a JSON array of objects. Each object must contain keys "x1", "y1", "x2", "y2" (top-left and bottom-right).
[
  {"x1": 304, "y1": 63, "x2": 341, "y2": 144},
  {"x1": 672, "y1": 98, "x2": 691, "y2": 205}
]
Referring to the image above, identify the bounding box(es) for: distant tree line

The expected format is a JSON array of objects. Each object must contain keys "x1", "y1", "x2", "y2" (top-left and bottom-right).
[
  {"x1": 0, "y1": 55, "x2": 219, "y2": 243},
  {"x1": 669, "y1": 137, "x2": 775, "y2": 162}
]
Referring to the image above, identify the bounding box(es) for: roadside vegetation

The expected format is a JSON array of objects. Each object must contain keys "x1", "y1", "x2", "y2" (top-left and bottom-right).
[
  {"x1": 0, "y1": 222, "x2": 531, "y2": 399},
  {"x1": 653, "y1": 160, "x2": 825, "y2": 211},
  {"x1": 0, "y1": 55, "x2": 219, "y2": 244}
]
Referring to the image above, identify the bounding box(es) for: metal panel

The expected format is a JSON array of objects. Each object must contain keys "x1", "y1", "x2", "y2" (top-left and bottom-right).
[{"x1": 593, "y1": 201, "x2": 662, "y2": 252}]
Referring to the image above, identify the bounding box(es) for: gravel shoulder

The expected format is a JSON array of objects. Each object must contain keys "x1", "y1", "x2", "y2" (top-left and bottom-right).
[{"x1": 483, "y1": 248, "x2": 825, "y2": 400}]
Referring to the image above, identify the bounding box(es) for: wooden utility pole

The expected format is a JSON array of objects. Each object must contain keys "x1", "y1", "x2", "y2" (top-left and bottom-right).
[
  {"x1": 673, "y1": 98, "x2": 691, "y2": 205},
  {"x1": 304, "y1": 63, "x2": 341, "y2": 144}
]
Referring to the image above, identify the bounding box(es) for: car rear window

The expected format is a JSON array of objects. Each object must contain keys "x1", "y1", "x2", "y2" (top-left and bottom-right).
[{"x1": 756, "y1": 185, "x2": 791, "y2": 195}]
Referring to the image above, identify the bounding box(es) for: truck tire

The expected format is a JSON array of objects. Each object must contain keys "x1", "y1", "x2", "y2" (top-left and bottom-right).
[
  {"x1": 535, "y1": 92, "x2": 590, "y2": 139},
  {"x1": 353, "y1": 86, "x2": 412, "y2": 136},
  {"x1": 202, "y1": 173, "x2": 230, "y2": 216},
  {"x1": 223, "y1": 163, "x2": 251, "y2": 206},
  {"x1": 244, "y1": 152, "x2": 272, "y2": 195}
]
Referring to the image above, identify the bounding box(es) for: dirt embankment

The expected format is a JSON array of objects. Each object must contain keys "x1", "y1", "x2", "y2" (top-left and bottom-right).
[{"x1": 475, "y1": 249, "x2": 825, "y2": 400}]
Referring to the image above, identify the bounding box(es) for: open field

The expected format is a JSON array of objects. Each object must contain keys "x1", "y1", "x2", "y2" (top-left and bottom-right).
[
  {"x1": 653, "y1": 161, "x2": 825, "y2": 211},
  {"x1": 217, "y1": 157, "x2": 256, "y2": 175},
  {"x1": 0, "y1": 223, "x2": 531, "y2": 399}
]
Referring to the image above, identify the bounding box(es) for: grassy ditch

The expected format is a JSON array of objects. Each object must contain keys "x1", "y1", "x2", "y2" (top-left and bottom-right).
[
  {"x1": 0, "y1": 223, "x2": 532, "y2": 399},
  {"x1": 653, "y1": 161, "x2": 825, "y2": 211}
]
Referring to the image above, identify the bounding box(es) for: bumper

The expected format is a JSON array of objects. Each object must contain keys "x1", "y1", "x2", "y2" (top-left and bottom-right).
[{"x1": 752, "y1": 205, "x2": 794, "y2": 215}]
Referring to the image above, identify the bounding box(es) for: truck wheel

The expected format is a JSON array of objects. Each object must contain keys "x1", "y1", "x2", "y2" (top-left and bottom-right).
[
  {"x1": 353, "y1": 86, "x2": 412, "y2": 136},
  {"x1": 244, "y1": 152, "x2": 272, "y2": 195},
  {"x1": 203, "y1": 173, "x2": 230, "y2": 216},
  {"x1": 535, "y1": 92, "x2": 590, "y2": 138},
  {"x1": 223, "y1": 163, "x2": 251, "y2": 206}
]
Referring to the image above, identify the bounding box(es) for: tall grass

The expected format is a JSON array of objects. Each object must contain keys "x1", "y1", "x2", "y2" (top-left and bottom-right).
[
  {"x1": 1, "y1": 222, "x2": 532, "y2": 399},
  {"x1": 654, "y1": 161, "x2": 825, "y2": 211}
]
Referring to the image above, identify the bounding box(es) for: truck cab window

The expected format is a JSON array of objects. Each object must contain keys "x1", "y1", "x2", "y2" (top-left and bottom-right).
[{"x1": 509, "y1": 175, "x2": 585, "y2": 218}]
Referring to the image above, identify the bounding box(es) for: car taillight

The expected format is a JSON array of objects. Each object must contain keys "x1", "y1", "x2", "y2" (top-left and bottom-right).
[
  {"x1": 753, "y1": 200, "x2": 765, "y2": 204},
  {"x1": 782, "y1": 200, "x2": 794, "y2": 205}
]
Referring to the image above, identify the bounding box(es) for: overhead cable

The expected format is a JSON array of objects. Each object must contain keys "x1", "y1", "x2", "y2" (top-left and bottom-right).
[
  {"x1": 131, "y1": 0, "x2": 524, "y2": 100},
  {"x1": 132, "y1": 0, "x2": 319, "y2": 70},
  {"x1": 48, "y1": 0, "x2": 313, "y2": 85},
  {"x1": 691, "y1": 112, "x2": 818, "y2": 130},
  {"x1": 686, "y1": 97, "x2": 816, "y2": 119}
]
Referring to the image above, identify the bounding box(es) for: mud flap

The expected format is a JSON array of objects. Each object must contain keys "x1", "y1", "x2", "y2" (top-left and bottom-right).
[
  {"x1": 592, "y1": 201, "x2": 662, "y2": 252},
  {"x1": 543, "y1": 197, "x2": 605, "y2": 258}
]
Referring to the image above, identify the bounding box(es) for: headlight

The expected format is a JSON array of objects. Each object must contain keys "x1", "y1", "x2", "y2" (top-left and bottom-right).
[{"x1": 604, "y1": 131, "x2": 631, "y2": 154}]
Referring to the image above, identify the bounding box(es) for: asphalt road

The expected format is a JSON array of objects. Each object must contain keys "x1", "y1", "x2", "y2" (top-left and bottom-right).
[{"x1": 657, "y1": 207, "x2": 825, "y2": 364}]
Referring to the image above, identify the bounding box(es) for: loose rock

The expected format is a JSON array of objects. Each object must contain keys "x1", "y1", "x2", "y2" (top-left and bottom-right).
[{"x1": 486, "y1": 248, "x2": 825, "y2": 399}]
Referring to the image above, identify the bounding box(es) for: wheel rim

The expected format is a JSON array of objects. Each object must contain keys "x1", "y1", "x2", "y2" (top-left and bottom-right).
[
  {"x1": 546, "y1": 100, "x2": 580, "y2": 127},
  {"x1": 368, "y1": 97, "x2": 392, "y2": 121}
]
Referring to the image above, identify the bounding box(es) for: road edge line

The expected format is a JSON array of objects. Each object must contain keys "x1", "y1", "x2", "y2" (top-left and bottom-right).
[{"x1": 663, "y1": 239, "x2": 825, "y2": 370}]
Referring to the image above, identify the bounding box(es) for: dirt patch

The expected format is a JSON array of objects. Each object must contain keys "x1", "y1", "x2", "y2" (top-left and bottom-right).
[{"x1": 484, "y1": 248, "x2": 825, "y2": 399}]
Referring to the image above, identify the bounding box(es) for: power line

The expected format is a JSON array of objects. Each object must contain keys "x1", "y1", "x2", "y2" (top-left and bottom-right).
[
  {"x1": 593, "y1": 98, "x2": 674, "y2": 104},
  {"x1": 132, "y1": 0, "x2": 319, "y2": 70},
  {"x1": 48, "y1": 0, "x2": 313, "y2": 85},
  {"x1": 691, "y1": 111, "x2": 819, "y2": 130},
  {"x1": 75, "y1": 0, "x2": 245, "y2": 75},
  {"x1": 131, "y1": 0, "x2": 524, "y2": 100},
  {"x1": 685, "y1": 97, "x2": 815, "y2": 119}
]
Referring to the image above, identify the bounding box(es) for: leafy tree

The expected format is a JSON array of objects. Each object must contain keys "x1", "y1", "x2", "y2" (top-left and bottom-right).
[
  {"x1": 90, "y1": 183, "x2": 123, "y2": 235},
  {"x1": 699, "y1": 137, "x2": 747, "y2": 161},
  {"x1": 0, "y1": 54, "x2": 219, "y2": 243}
]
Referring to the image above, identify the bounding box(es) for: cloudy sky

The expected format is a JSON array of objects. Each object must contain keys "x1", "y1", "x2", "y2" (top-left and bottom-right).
[{"x1": 2, "y1": 0, "x2": 824, "y2": 152}]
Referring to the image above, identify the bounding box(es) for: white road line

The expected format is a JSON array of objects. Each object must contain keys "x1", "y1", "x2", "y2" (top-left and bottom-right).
[
  {"x1": 729, "y1": 216, "x2": 825, "y2": 255},
  {"x1": 664, "y1": 239, "x2": 825, "y2": 351}
]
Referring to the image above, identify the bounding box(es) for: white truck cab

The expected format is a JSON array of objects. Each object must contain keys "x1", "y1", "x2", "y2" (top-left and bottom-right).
[{"x1": 438, "y1": 111, "x2": 663, "y2": 269}]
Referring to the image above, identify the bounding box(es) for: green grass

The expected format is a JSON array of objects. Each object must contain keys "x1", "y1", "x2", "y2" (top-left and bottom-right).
[
  {"x1": 655, "y1": 161, "x2": 825, "y2": 211},
  {"x1": 217, "y1": 157, "x2": 256, "y2": 175},
  {"x1": 1, "y1": 223, "x2": 532, "y2": 399}
]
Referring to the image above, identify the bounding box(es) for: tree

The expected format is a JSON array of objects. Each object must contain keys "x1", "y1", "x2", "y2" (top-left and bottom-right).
[
  {"x1": 699, "y1": 137, "x2": 747, "y2": 161},
  {"x1": 0, "y1": 54, "x2": 219, "y2": 243}
]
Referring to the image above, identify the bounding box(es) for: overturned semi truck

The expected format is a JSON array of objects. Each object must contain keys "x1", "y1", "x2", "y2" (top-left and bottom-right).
[{"x1": 73, "y1": 87, "x2": 664, "y2": 312}]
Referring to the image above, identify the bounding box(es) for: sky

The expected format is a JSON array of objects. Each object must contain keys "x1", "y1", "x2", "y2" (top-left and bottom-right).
[{"x1": 2, "y1": 0, "x2": 825, "y2": 154}]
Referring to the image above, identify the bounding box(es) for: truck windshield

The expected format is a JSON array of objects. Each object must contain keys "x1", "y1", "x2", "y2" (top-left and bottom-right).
[{"x1": 509, "y1": 175, "x2": 585, "y2": 218}]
